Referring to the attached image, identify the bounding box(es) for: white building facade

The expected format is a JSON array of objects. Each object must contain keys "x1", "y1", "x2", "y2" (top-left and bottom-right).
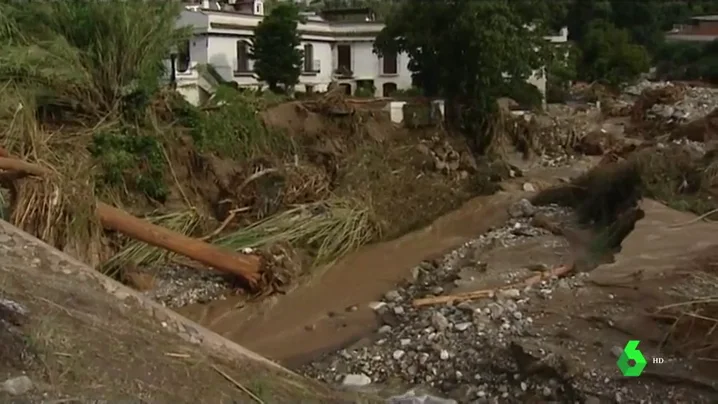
[
  {"x1": 175, "y1": 2, "x2": 412, "y2": 104},
  {"x1": 173, "y1": 1, "x2": 568, "y2": 106}
]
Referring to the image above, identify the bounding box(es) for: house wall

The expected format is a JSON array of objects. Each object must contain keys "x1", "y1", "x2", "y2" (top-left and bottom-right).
[
  {"x1": 348, "y1": 41, "x2": 412, "y2": 96},
  {"x1": 176, "y1": 9, "x2": 415, "y2": 96},
  {"x1": 299, "y1": 41, "x2": 333, "y2": 92}
]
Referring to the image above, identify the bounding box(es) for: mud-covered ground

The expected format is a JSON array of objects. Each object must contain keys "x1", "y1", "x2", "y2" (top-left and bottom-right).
[{"x1": 300, "y1": 197, "x2": 718, "y2": 403}]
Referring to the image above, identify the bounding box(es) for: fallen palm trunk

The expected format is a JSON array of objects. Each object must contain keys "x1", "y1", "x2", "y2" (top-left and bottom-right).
[
  {"x1": 412, "y1": 264, "x2": 574, "y2": 307},
  {"x1": 0, "y1": 155, "x2": 261, "y2": 287}
]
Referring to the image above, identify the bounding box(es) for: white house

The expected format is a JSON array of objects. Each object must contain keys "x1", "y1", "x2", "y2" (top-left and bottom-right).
[
  {"x1": 172, "y1": 0, "x2": 569, "y2": 106},
  {"x1": 174, "y1": 1, "x2": 412, "y2": 104}
]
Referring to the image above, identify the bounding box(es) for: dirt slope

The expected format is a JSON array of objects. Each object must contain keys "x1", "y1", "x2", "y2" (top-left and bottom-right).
[{"x1": 0, "y1": 221, "x2": 379, "y2": 403}]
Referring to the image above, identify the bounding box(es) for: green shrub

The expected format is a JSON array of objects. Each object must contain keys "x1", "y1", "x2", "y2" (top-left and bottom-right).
[
  {"x1": 173, "y1": 85, "x2": 296, "y2": 160},
  {"x1": 89, "y1": 129, "x2": 168, "y2": 201}
]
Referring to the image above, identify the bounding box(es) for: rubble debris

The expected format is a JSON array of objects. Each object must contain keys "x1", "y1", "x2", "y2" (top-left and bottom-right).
[{"x1": 626, "y1": 80, "x2": 718, "y2": 123}]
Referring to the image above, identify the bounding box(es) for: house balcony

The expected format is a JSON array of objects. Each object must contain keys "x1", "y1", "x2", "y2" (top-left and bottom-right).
[
  {"x1": 164, "y1": 60, "x2": 200, "y2": 86},
  {"x1": 333, "y1": 66, "x2": 354, "y2": 79}
]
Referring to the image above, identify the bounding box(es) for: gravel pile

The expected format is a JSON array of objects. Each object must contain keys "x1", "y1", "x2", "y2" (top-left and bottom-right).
[
  {"x1": 143, "y1": 264, "x2": 234, "y2": 308},
  {"x1": 302, "y1": 201, "x2": 596, "y2": 403}
]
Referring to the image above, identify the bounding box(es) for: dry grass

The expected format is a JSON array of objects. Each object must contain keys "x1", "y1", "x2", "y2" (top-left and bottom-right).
[
  {"x1": 633, "y1": 144, "x2": 718, "y2": 215},
  {"x1": 653, "y1": 255, "x2": 718, "y2": 362},
  {"x1": 215, "y1": 198, "x2": 379, "y2": 268},
  {"x1": 0, "y1": 88, "x2": 103, "y2": 266}
]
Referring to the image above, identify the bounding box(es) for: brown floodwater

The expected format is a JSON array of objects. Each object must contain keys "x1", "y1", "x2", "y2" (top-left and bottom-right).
[{"x1": 177, "y1": 161, "x2": 597, "y2": 366}]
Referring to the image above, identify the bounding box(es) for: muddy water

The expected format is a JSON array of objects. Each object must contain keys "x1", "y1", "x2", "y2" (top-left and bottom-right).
[{"x1": 178, "y1": 161, "x2": 597, "y2": 366}]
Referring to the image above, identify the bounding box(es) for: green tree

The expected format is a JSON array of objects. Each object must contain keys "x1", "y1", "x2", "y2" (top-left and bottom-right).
[
  {"x1": 251, "y1": 4, "x2": 303, "y2": 93},
  {"x1": 578, "y1": 20, "x2": 650, "y2": 86},
  {"x1": 374, "y1": 0, "x2": 548, "y2": 152},
  {"x1": 546, "y1": 43, "x2": 579, "y2": 102}
]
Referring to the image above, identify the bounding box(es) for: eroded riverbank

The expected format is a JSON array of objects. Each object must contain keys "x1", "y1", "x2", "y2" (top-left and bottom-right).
[{"x1": 176, "y1": 159, "x2": 598, "y2": 365}]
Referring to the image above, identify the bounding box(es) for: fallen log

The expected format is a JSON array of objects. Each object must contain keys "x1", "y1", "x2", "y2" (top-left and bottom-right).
[
  {"x1": 0, "y1": 155, "x2": 262, "y2": 287},
  {"x1": 412, "y1": 264, "x2": 574, "y2": 307},
  {"x1": 96, "y1": 203, "x2": 261, "y2": 286}
]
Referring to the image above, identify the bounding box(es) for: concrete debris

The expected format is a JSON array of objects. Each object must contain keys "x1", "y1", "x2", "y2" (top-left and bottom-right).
[{"x1": 626, "y1": 80, "x2": 718, "y2": 122}]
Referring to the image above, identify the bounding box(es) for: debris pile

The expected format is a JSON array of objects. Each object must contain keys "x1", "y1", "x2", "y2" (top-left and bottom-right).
[
  {"x1": 505, "y1": 103, "x2": 602, "y2": 166},
  {"x1": 626, "y1": 80, "x2": 718, "y2": 123},
  {"x1": 416, "y1": 136, "x2": 477, "y2": 178}
]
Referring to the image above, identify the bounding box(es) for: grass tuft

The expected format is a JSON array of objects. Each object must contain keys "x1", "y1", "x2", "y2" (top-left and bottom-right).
[{"x1": 215, "y1": 198, "x2": 379, "y2": 267}]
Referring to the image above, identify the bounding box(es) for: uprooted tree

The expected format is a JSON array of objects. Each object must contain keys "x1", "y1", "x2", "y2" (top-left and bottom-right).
[{"x1": 373, "y1": 0, "x2": 550, "y2": 153}]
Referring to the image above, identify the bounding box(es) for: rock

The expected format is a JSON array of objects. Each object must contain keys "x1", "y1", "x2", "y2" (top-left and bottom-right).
[
  {"x1": 1, "y1": 376, "x2": 33, "y2": 395},
  {"x1": 440, "y1": 349, "x2": 450, "y2": 360},
  {"x1": 393, "y1": 349, "x2": 406, "y2": 360},
  {"x1": 431, "y1": 312, "x2": 450, "y2": 331},
  {"x1": 378, "y1": 325, "x2": 392, "y2": 334},
  {"x1": 385, "y1": 290, "x2": 402, "y2": 302},
  {"x1": 487, "y1": 303, "x2": 504, "y2": 320},
  {"x1": 368, "y1": 301, "x2": 386, "y2": 311},
  {"x1": 497, "y1": 288, "x2": 521, "y2": 299},
  {"x1": 341, "y1": 373, "x2": 371, "y2": 387},
  {"x1": 454, "y1": 322, "x2": 471, "y2": 331},
  {"x1": 584, "y1": 396, "x2": 601, "y2": 404},
  {"x1": 522, "y1": 182, "x2": 536, "y2": 192},
  {"x1": 430, "y1": 286, "x2": 444, "y2": 295},
  {"x1": 508, "y1": 198, "x2": 536, "y2": 218}
]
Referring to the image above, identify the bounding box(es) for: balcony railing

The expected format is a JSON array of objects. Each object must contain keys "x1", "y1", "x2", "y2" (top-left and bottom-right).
[{"x1": 333, "y1": 65, "x2": 353, "y2": 78}]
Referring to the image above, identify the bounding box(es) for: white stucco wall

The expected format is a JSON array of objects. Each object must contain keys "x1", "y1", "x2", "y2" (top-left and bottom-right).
[
  {"x1": 298, "y1": 40, "x2": 333, "y2": 92},
  {"x1": 347, "y1": 41, "x2": 412, "y2": 96},
  {"x1": 175, "y1": 9, "x2": 415, "y2": 97}
]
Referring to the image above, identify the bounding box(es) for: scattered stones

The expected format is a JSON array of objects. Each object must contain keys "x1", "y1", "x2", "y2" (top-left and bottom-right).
[
  {"x1": 301, "y1": 201, "x2": 706, "y2": 403},
  {"x1": 143, "y1": 264, "x2": 232, "y2": 308}
]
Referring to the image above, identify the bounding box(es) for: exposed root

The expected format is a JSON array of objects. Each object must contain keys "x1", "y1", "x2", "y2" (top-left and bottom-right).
[{"x1": 652, "y1": 251, "x2": 718, "y2": 362}]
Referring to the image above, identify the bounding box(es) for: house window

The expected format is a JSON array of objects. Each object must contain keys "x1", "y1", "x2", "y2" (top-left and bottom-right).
[
  {"x1": 177, "y1": 40, "x2": 190, "y2": 73},
  {"x1": 236, "y1": 40, "x2": 250, "y2": 73},
  {"x1": 382, "y1": 82, "x2": 397, "y2": 97},
  {"x1": 303, "y1": 44, "x2": 314, "y2": 72},
  {"x1": 382, "y1": 52, "x2": 397, "y2": 75},
  {"x1": 337, "y1": 44, "x2": 351, "y2": 74}
]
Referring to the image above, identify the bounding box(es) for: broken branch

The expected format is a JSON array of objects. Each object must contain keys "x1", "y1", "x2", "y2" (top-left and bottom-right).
[{"x1": 412, "y1": 264, "x2": 574, "y2": 307}]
